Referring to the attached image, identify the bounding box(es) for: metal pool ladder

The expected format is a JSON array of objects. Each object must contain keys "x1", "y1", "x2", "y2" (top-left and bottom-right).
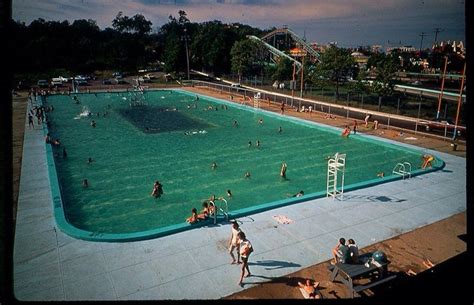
[
  {"x1": 213, "y1": 197, "x2": 229, "y2": 224},
  {"x1": 392, "y1": 162, "x2": 412, "y2": 179},
  {"x1": 327, "y1": 153, "x2": 346, "y2": 199}
]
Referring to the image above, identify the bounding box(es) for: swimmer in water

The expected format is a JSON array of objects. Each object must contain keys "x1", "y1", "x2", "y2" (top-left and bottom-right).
[
  {"x1": 248, "y1": 141, "x2": 252, "y2": 148},
  {"x1": 87, "y1": 157, "x2": 93, "y2": 164},
  {"x1": 151, "y1": 181, "x2": 163, "y2": 198},
  {"x1": 211, "y1": 162, "x2": 217, "y2": 170},
  {"x1": 227, "y1": 189, "x2": 232, "y2": 197},
  {"x1": 280, "y1": 162, "x2": 288, "y2": 179},
  {"x1": 278, "y1": 126, "x2": 282, "y2": 134},
  {"x1": 244, "y1": 172, "x2": 251, "y2": 178},
  {"x1": 82, "y1": 179, "x2": 89, "y2": 188}
]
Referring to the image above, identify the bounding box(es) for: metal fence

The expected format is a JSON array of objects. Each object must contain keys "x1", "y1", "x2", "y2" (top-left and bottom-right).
[{"x1": 185, "y1": 80, "x2": 465, "y2": 142}]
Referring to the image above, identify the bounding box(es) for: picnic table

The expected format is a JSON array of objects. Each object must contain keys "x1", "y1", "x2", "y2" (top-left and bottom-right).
[{"x1": 330, "y1": 255, "x2": 396, "y2": 298}]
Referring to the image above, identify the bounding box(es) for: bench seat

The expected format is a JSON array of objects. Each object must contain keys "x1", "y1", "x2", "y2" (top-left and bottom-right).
[{"x1": 353, "y1": 274, "x2": 397, "y2": 294}]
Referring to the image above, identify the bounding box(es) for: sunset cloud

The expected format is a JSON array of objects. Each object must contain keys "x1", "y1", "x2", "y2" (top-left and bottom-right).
[{"x1": 12, "y1": 0, "x2": 464, "y2": 46}]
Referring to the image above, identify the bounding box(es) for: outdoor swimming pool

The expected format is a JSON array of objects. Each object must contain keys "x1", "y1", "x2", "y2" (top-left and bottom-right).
[{"x1": 43, "y1": 89, "x2": 443, "y2": 241}]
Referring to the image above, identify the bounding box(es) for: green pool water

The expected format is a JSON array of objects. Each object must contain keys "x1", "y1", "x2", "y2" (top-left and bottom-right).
[{"x1": 44, "y1": 89, "x2": 433, "y2": 237}]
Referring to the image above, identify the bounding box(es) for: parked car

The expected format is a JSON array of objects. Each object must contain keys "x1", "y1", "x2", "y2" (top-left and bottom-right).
[
  {"x1": 138, "y1": 76, "x2": 151, "y2": 83},
  {"x1": 102, "y1": 79, "x2": 112, "y2": 85},
  {"x1": 51, "y1": 78, "x2": 63, "y2": 86},
  {"x1": 113, "y1": 78, "x2": 128, "y2": 85},
  {"x1": 112, "y1": 72, "x2": 123, "y2": 79},
  {"x1": 37, "y1": 80, "x2": 49, "y2": 88},
  {"x1": 144, "y1": 73, "x2": 157, "y2": 79},
  {"x1": 75, "y1": 79, "x2": 88, "y2": 86},
  {"x1": 419, "y1": 117, "x2": 466, "y2": 136},
  {"x1": 56, "y1": 76, "x2": 69, "y2": 82}
]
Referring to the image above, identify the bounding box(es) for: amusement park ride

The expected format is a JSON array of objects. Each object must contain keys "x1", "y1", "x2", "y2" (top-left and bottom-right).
[{"x1": 247, "y1": 26, "x2": 322, "y2": 101}]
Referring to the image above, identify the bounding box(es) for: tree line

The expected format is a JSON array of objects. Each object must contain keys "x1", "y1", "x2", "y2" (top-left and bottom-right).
[
  {"x1": 10, "y1": 9, "x2": 464, "y2": 99},
  {"x1": 10, "y1": 10, "x2": 265, "y2": 81}
]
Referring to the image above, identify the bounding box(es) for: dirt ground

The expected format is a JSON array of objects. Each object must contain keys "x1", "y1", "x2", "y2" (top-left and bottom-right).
[{"x1": 10, "y1": 86, "x2": 468, "y2": 301}]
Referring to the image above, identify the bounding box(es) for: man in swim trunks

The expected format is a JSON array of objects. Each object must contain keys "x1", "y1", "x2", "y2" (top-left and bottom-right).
[{"x1": 228, "y1": 221, "x2": 241, "y2": 264}]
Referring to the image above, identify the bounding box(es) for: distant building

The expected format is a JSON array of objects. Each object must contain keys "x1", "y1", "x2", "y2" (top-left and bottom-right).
[
  {"x1": 432, "y1": 40, "x2": 465, "y2": 58},
  {"x1": 386, "y1": 45, "x2": 417, "y2": 54},
  {"x1": 351, "y1": 51, "x2": 369, "y2": 69},
  {"x1": 371, "y1": 45, "x2": 382, "y2": 53}
]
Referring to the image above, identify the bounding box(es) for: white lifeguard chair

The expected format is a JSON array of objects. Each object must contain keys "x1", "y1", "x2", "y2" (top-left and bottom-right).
[
  {"x1": 327, "y1": 153, "x2": 346, "y2": 199},
  {"x1": 253, "y1": 92, "x2": 261, "y2": 108}
]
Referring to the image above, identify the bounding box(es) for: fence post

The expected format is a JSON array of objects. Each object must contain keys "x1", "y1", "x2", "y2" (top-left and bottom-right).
[
  {"x1": 378, "y1": 96, "x2": 382, "y2": 111},
  {"x1": 387, "y1": 116, "x2": 390, "y2": 129},
  {"x1": 414, "y1": 99, "x2": 422, "y2": 134}
]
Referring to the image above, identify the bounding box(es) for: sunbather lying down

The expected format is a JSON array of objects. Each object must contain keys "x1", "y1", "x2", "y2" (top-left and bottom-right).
[{"x1": 298, "y1": 279, "x2": 322, "y2": 299}]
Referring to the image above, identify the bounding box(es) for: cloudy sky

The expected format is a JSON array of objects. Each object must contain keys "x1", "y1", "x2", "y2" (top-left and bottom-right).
[{"x1": 13, "y1": 0, "x2": 465, "y2": 48}]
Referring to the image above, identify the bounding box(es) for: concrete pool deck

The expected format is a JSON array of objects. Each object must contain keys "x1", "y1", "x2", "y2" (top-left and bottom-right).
[{"x1": 13, "y1": 94, "x2": 466, "y2": 301}]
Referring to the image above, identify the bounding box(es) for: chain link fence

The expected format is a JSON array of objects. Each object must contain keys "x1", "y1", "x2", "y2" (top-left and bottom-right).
[{"x1": 185, "y1": 80, "x2": 466, "y2": 142}]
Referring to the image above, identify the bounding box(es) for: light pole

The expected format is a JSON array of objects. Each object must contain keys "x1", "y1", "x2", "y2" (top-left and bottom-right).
[
  {"x1": 436, "y1": 56, "x2": 448, "y2": 119},
  {"x1": 182, "y1": 28, "x2": 190, "y2": 80},
  {"x1": 453, "y1": 62, "x2": 466, "y2": 139}
]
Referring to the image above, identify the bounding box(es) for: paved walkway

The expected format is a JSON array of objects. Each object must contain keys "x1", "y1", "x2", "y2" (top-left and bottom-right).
[{"x1": 13, "y1": 97, "x2": 465, "y2": 301}]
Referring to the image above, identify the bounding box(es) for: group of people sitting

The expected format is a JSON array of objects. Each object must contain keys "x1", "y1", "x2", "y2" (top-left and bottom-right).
[
  {"x1": 332, "y1": 237, "x2": 360, "y2": 265},
  {"x1": 186, "y1": 199, "x2": 216, "y2": 224}
]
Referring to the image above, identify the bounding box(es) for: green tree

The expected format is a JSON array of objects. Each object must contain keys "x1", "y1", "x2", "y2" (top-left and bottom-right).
[
  {"x1": 112, "y1": 12, "x2": 152, "y2": 35},
  {"x1": 313, "y1": 45, "x2": 354, "y2": 97},
  {"x1": 348, "y1": 69, "x2": 369, "y2": 96},
  {"x1": 230, "y1": 39, "x2": 259, "y2": 83},
  {"x1": 160, "y1": 11, "x2": 192, "y2": 75},
  {"x1": 371, "y1": 53, "x2": 399, "y2": 110},
  {"x1": 191, "y1": 20, "x2": 234, "y2": 75},
  {"x1": 272, "y1": 57, "x2": 293, "y2": 82}
]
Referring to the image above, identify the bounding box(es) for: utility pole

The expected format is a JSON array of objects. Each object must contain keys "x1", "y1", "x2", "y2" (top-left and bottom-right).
[
  {"x1": 300, "y1": 55, "x2": 305, "y2": 99},
  {"x1": 182, "y1": 28, "x2": 190, "y2": 80},
  {"x1": 419, "y1": 32, "x2": 428, "y2": 52},
  {"x1": 433, "y1": 28, "x2": 444, "y2": 45},
  {"x1": 436, "y1": 56, "x2": 448, "y2": 119},
  {"x1": 291, "y1": 61, "x2": 296, "y2": 106}
]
